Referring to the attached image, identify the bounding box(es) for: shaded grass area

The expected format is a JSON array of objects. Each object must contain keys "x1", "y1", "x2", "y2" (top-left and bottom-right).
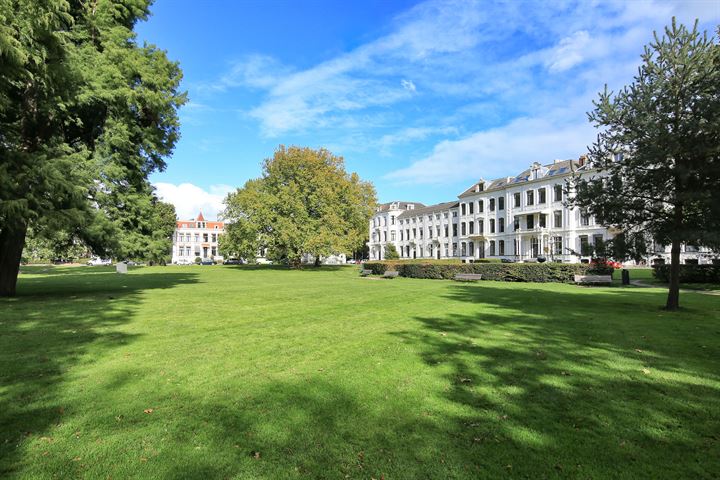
[{"x1": 1, "y1": 265, "x2": 719, "y2": 479}]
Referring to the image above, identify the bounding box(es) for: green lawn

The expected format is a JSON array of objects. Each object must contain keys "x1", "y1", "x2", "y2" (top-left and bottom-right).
[{"x1": 1, "y1": 266, "x2": 719, "y2": 479}]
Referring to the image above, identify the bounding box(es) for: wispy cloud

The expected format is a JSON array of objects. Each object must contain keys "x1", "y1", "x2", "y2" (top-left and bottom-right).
[{"x1": 194, "y1": 0, "x2": 720, "y2": 189}]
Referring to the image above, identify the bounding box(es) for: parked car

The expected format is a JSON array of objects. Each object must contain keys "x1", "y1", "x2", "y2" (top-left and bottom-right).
[
  {"x1": 175, "y1": 258, "x2": 193, "y2": 265},
  {"x1": 87, "y1": 258, "x2": 112, "y2": 266},
  {"x1": 500, "y1": 258, "x2": 516, "y2": 263},
  {"x1": 200, "y1": 258, "x2": 215, "y2": 265},
  {"x1": 224, "y1": 258, "x2": 242, "y2": 265}
]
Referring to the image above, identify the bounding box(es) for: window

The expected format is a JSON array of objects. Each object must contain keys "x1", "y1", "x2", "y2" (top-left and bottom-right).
[
  {"x1": 554, "y1": 210, "x2": 562, "y2": 228},
  {"x1": 526, "y1": 215, "x2": 534, "y2": 229},
  {"x1": 580, "y1": 211, "x2": 590, "y2": 226},
  {"x1": 538, "y1": 188, "x2": 546, "y2": 204},
  {"x1": 413, "y1": 228, "x2": 417, "y2": 238},
  {"x1": 498, "y1": 197, "x2": 505, "y2": 210},
  {"x1": 490, "y1": 219, "x2": 495, "y2": 233},
  {"x1": 490, "y1": 241, "x2": 496, "y2": 256},
  {"x1": 444, "y1": 226, "x2": 448, "y2": 237},
  {"x1": 514, "y1": 192, "x2": 521, "y2": 207},
  {"x1": 444, "y1": 212, "x2": 448, "y2": 219},
  {"x1": 526, "y1": 190, "x2": 534, "y2": 206},
  {"x1": 445, "y1": 244, "x2": 449, "y2": 257},
  {"x1": 453, "y1": 224, "x2": 458, "y2": 236},
  {"x1": 469, "y1": 222, "x2": 474, "y2": 234},
  {"x1": 513, "y1": 217, "x2": 520, "y2": 231},
  {"x1": 461, "y1": 203, "x2": 466, "y2": 215},
  {"x1": 391, "y1": 216, "x2": 395, "y2": 225},
  {"x1": 436, "y1": 226, "x2": 440, "y2": 237},
  {"x1": 383, "y1": 232, "x2": 387, "y2": 241},
  {"x1": 499, "y1": 240, "x2": 505, "y2": 256},
  {"x1": 580, "y1": 235, "x2": 591, "y2": 256},
  {"x1": 419, "y1": 228, "x2": 423, "y2": 239},
  {"x1": 469, "y1": 202, "x2": 474, "y2": 215},
  {"x1": 489, "y1": 198, "x2": 495, "y2": 211},
  {"x1": 554, "y1": 185, "x2": 563, "y2": 202},
  {"x1": 499, "y1": 218, "x2": 505, "y2": 233},
  {"x1": 391, "y1": 231, "x2": 396, "y2": 241},
  {"x1": 461, "y1": 242, "x2": 467, "y2": 256},
  {"x1": 478, "y1": 200, "x2": 484, "y2": 213},
  {"x1": 427, "y1": 227, "x2": 432, "y2": 239},
  {"x1": 203, "y1": 233, "x2": 209, "y2": 242},
  {"x1": 593, "y1": 234, "x2": 604, "y2": 247},
  {"x1": 539, "y1": 214, "x2": 546, "y2": 228},
  {"x1": 461, "y1": 222, "x2": 466, "y2": 236},
  {"x1": 478, "y1": 220, "x2": 484, "y2": 234},
  {"x1": 452, "y1": 243, "x2": 457, "y2": 256},
  {"x1": 400, "y1": 231, "x2": 404, "y2": 241},
  {"x1": 194, "y1": 234, "x2": 199, "y2": 242},
  {"x1": 553, "y1": 236, "x2": 563, "y2": 255},
  {"x1": 452, "y1": 211, "x2": 457, "y2": 218},
  {"x1": 468, "y1": 241, "x2": 474, "y2": 256}
]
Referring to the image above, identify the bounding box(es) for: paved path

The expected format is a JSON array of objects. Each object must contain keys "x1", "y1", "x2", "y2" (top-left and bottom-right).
[{"x1": 630, "y1": 279, "x2": 720, "y2": 296}]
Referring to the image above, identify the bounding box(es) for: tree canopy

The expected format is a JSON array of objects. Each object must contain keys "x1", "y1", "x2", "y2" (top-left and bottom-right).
[
  {"x1": 571, "y1": 19, "x2": 720, "y2": 310},
  {"x1": 222, "y1": 146, "x2": 377, "y2": 266},
  {"x1": 0, "y1": 0, "x2": 185, "y2": 295}
]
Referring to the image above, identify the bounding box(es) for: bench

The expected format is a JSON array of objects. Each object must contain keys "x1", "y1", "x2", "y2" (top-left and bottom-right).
[
  {"x1": 454, "y1": 273, "x2": 483, "y2": 281},
  {"x1": 574, "y1": 275, "x2": 612, "y2": 285},
  {"x1": 360, "y1": 269, "x2": 373, "y2": 276},
  {"x1": 383, "y1": 271, "x2": 399, "y2": 279}
]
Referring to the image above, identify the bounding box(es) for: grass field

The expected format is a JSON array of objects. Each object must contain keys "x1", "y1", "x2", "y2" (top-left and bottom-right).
[{"x1": 1, "y1": 265, "x2": 719, "y2": 479}]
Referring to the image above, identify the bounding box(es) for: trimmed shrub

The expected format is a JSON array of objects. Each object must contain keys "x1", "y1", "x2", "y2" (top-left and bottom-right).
[
  {"x1": 363, "y1": 262, "x2": 389, "y2": 275},
  {"x1": 396, "y1": 262, "x2": 601, "y2": 283},
  {"x1": 653, "y1": 264, "x2": 720, "y2": 283}
]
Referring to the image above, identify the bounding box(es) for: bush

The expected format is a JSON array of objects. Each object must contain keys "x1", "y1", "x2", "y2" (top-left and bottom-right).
[
  {"x1": 395, "y1": 262, "x2": 601, "y2": 283},
  {"x1": 194, "y1": 256, "x2": 202, "y2": 265},
  {"x1": 384, "y1": 244, "x2": 400, "y2": 260},
  {"x1": 652, "y1": 264, "x2": 720, "y2": 283},
  {"x1": 363, "y1": 262, "x2": 389, "y2": 275}
]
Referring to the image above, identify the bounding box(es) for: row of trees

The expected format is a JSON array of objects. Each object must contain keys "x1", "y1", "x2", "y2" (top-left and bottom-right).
[
  {"x1": 0, "y1": 0, "x2": 185, "y2": 295},
  {"x1": 220, "y1": 146, "x2": 376, "y2": 266}
]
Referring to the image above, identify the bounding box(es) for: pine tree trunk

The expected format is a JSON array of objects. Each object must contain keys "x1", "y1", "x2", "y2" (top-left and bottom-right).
[
  {"x1": 665, "y1": 238, "x2": 681, "y2": 310},
  {"x1": 314, "y1": 256, "x2": 321, "y2": 267},
  {"x1": 0, "y1": 220, "x2": 28, "y2": 297}
]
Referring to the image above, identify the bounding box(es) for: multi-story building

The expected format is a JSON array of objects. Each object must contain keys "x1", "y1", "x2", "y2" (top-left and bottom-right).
[
  {"x1": 369, "y1": 157, "x2": 717, "y2": 265},
  {"x1": 172, "y1": 212, "x2": 225, "y2": 264}
]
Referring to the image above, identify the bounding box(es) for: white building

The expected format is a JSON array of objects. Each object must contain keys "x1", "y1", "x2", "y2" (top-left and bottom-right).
[
  {"x1": 369, "y1": 157, "x2": 717, "y2": 265},
  {"x1": 172, "y1": 212, "x2": 225, "y2": 264}
]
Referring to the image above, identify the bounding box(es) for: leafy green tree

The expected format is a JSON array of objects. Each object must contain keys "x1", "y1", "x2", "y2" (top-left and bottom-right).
[
  {"x1": 22, "y1": 228, "x2": 90, "y2": 263},
  {"x1": 223, "y1": 146, "x2": 377, "y2": 267},
  {"x1": 0, "y1": 0, "x2": 185, "y2": 295},
  {"x1": 384, "y1": 243, "x2": 400, "y2": 260},
  {"x1": 572, "y1": 20, "x2": 720, "y2": 310}
]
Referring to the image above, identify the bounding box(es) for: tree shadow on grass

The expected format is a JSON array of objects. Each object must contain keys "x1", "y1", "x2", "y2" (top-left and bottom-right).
[
  {"x1": 0, "y1": 271, "x2": 199, "y2": 477},
  {"x1": 389, "y1": 283, "x2": 720, "y2": 478}
]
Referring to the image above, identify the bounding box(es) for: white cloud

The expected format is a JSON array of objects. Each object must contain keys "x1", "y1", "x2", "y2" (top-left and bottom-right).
[
  {"x1": 384, "y1": 107, "x2": 597, "y2": 185},
  {"x1": 154, "y1": 183, "x2": 234, "y2": 221},
  {"x1": 400, "y1": 79, "x2": 416, "y2": 92},
  {"x1": 545, "y1": 31, "x2": 592, "y2": 72}
]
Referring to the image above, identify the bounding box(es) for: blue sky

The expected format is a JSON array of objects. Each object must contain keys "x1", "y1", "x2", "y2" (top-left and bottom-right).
[{"x1": 137, "y1": 0, "x2": 720, "y2": 220}]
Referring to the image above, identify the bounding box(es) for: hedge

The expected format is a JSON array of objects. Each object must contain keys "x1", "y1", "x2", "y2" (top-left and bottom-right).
[
  {"x1": 652, "y1": 264, "x2": 720, "y2": 283},
  {"x1": 364, "y1": 261, "x2": 613, "y2": 283}
]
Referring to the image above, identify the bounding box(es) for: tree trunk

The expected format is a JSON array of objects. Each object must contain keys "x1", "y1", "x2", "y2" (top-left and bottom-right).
[
  {"x1": 314, "y1": 255, "x2": 321, "y2": 267},
  {"x1": 665, "y1": 237, "x2": 681, "y2": 310},
  {"x1": 0, "y1": 220, "x2": 28, "y2": 297}
]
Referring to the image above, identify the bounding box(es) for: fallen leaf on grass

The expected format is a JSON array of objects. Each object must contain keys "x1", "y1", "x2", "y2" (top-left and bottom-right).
[
  {"x1": 250, "y1": 451, "x2": 261, "y2": 459},
  {"x1": 459, "y1": 378, "x2": 472, "y2": 383},
  {"x1": 439, "y1": 332, "x2": 447, "y2": 337},
  {"x1": 642, "y1": 368, "x2": 650, "y2": 375},
  {"x1": 635, "y1": 348, "x2": 644, "y2": 353},
  {"x1": 143, "y1": 408, "x2": 154, "y2": 414}
]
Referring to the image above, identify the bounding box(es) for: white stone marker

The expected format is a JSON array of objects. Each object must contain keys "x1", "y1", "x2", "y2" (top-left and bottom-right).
[{"x1": 116, "y1": 262, "x2": 128, "y2": 274}]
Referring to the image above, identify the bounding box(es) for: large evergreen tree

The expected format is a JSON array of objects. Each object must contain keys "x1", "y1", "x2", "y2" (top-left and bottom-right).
[
  {"x1": 223, "y1": 146, "x2": 377, "y2": 266},
  {"x1": 572, "y1": 20, "x2": 720, "y2": 310},
  {"x1": 0, "y1": 0, "x2": 185, "y2": 295}
]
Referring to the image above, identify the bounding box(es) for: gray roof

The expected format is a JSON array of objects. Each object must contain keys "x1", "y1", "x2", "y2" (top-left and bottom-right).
[
  {"x1": 458, "y1": 159, "x2": 581, "y2": 197},
  {"x1": 375, "y1": 201, "x2": 425, "y2": 213},
  {"x1": 398, "y1": 201, "x2": 459, "y2": 219}
]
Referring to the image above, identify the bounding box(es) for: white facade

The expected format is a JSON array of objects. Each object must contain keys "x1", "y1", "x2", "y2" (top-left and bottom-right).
[
  {"x1": 369, "y1": 158, "x2": 718, "y2": 265},
  {"x1": 172, "y1": 213, "x2": 225, "y2": 264}
]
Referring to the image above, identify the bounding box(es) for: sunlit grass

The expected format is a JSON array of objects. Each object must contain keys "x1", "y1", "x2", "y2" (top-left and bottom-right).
[{"x1": 1, "y1": 265, "x2": 718, "y2": 478}]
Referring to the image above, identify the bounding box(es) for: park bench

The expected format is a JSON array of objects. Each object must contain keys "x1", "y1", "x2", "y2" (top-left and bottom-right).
[
  {"x1": 360, "y1": 269, "x2": 373, "y2": 276},
  {"x1": 454, "y1": 273, "x2": 483, "y2": 281},
  {"x1": 383, "y1": 271, "x2": 399, "y2": 279},
  {"x1": 574, "y1": 274, "x2": 612, "y2": 285}
]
